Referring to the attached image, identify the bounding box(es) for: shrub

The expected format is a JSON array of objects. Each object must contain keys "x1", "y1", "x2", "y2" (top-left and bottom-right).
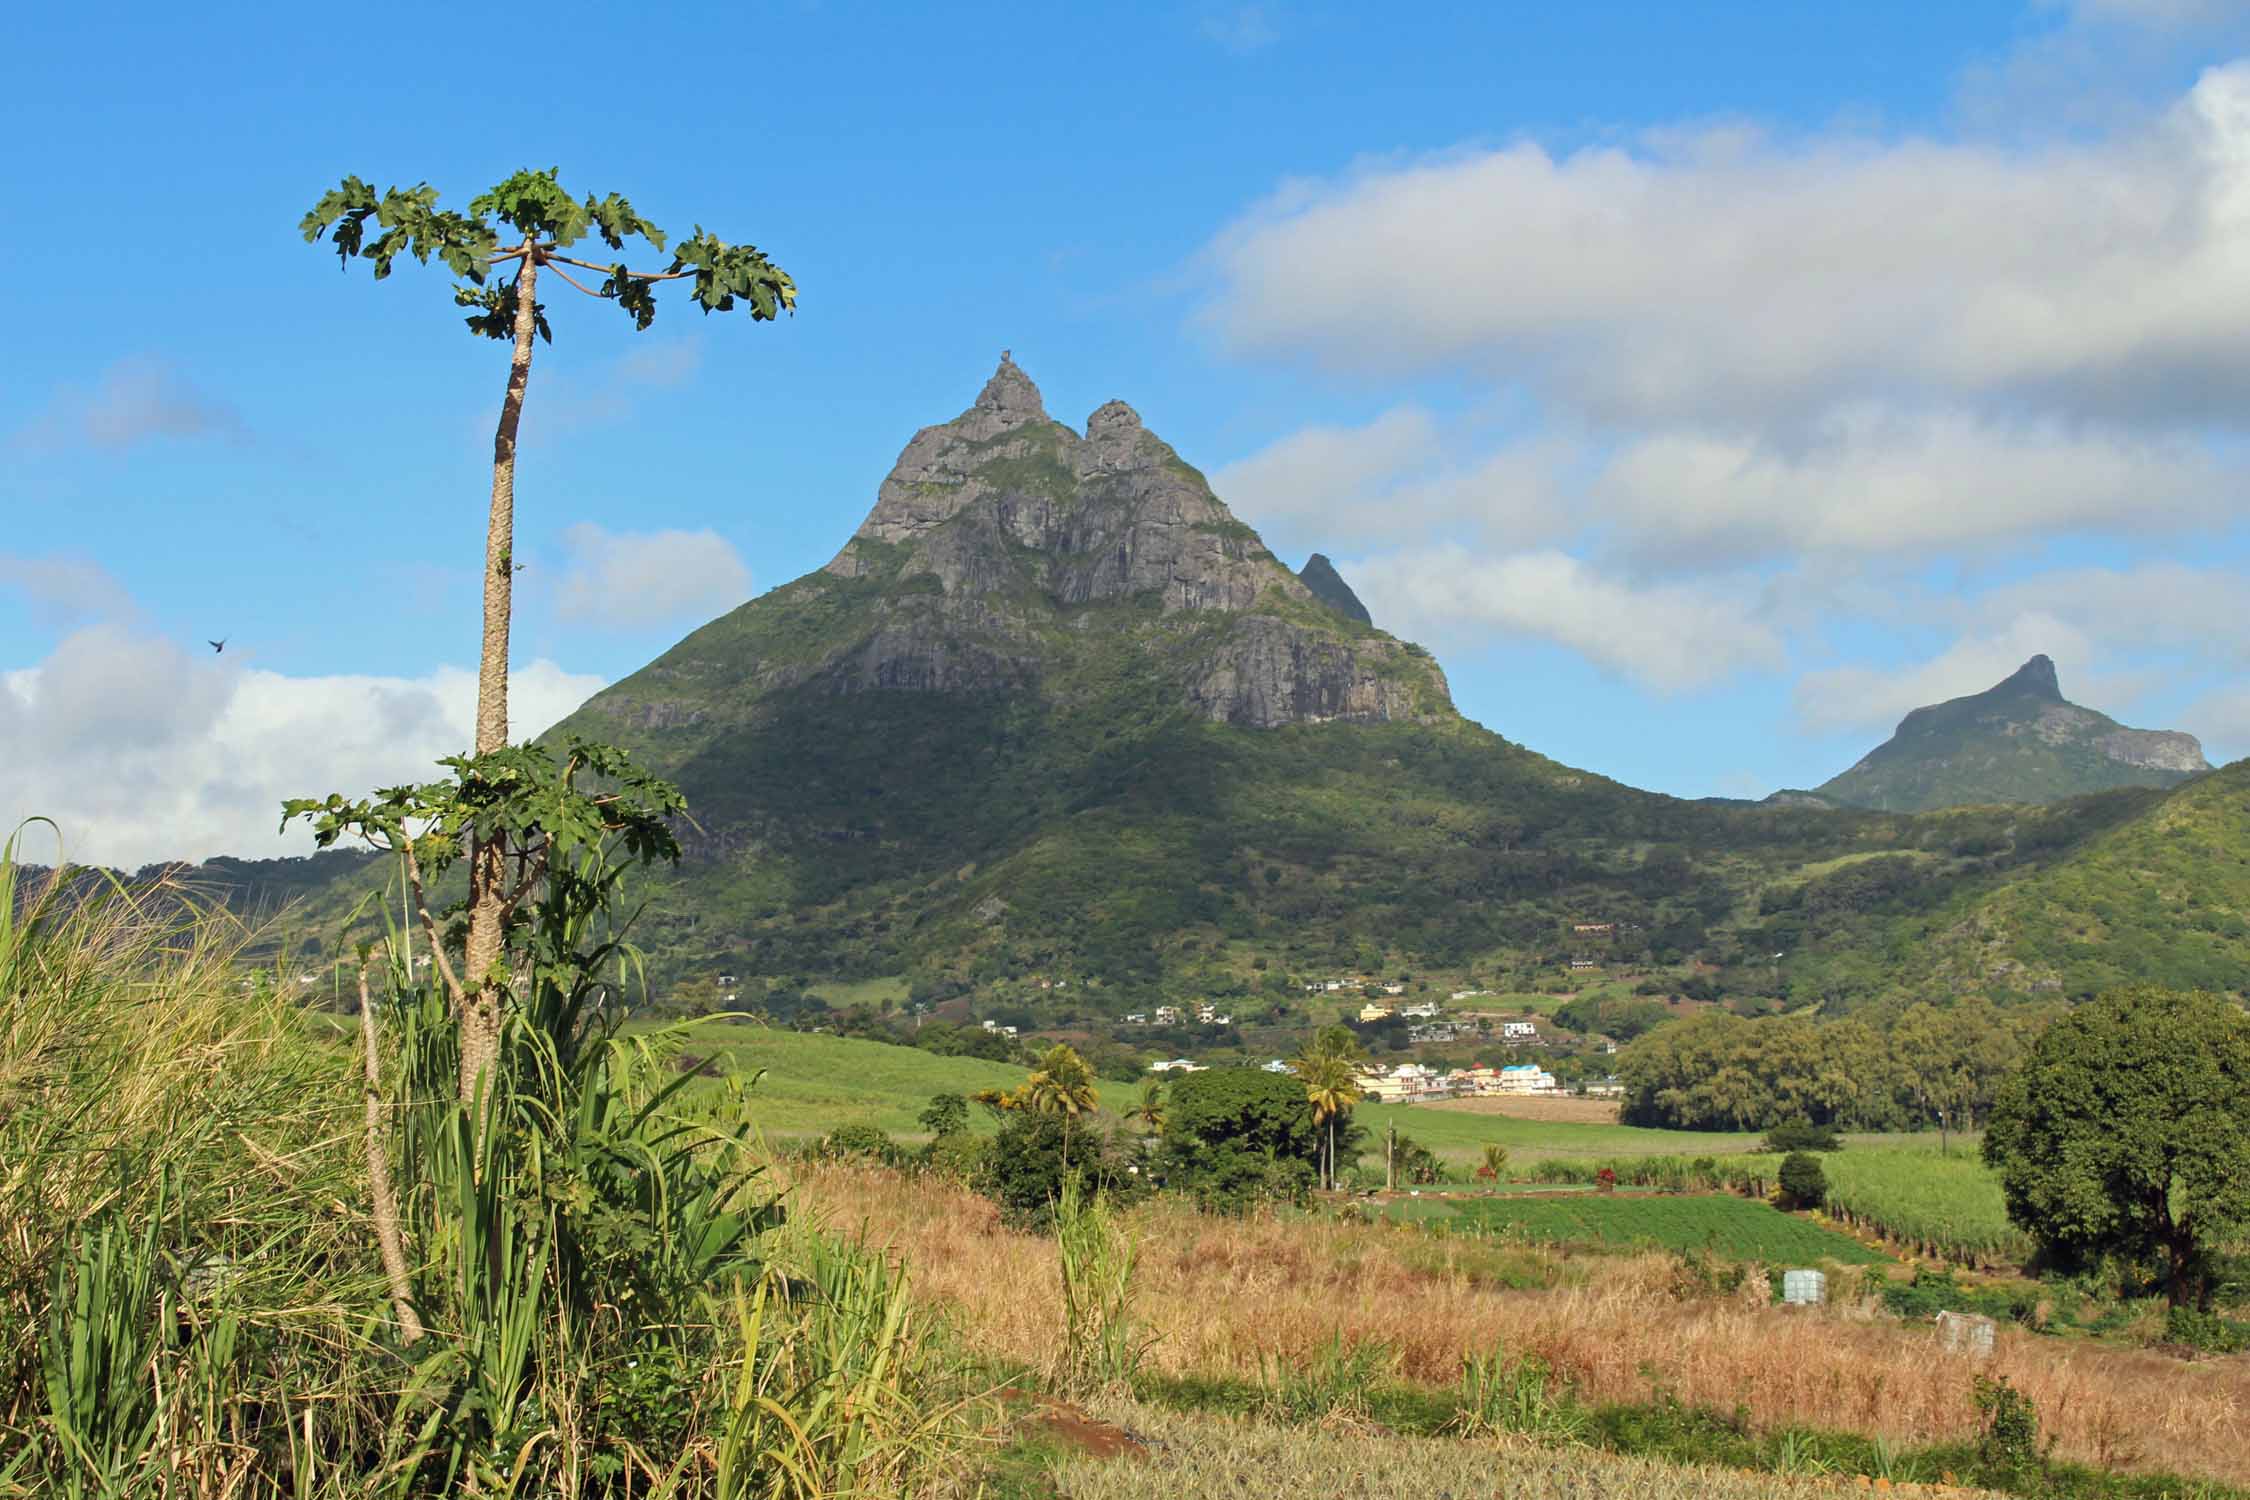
[
  {"x1": 820, "y1": 1123, "x2": 903, "y2": 1165},
  {"x1": 978, "y1": 1112, "x2": 1142, "y2": 1231},
  {"x1": 1763, "y1": 1120, "x2": 1844, "y2": 1153},
  {"x1": 1971, "y1": 1374, "x2": 2041, "y2": 1485},
  {"x1": 2163, "y1": 1305, "x2": 2250, "y2": 1354},
  {"x1": 918, "y1": 1130, "x2": 992, "y2": 1183},
  {"x1": 1778, "y1": 1152, "x2": 1828, "y2": 1210}
]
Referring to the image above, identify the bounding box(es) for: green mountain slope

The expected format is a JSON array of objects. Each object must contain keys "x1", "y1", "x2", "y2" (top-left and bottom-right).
[
  {"x1": 1918, "y1": 759, "x2": 2250, "y2": 999},
  {"x1": 1805, "y1": 655, "x2": 2209, "y2": 813}
]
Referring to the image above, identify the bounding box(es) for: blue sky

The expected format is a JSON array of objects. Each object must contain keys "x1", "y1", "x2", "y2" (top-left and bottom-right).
[{"x1": 6, "y1": 0, "x2": 2249, "y2": 864}]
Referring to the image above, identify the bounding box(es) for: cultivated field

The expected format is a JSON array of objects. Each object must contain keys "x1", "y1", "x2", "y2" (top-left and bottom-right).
[
  {"x1": 1427, "y1": 1093, "x2": 1628, "y2": 1124},
  {"x1": 1820, "y1": 1147, "x2": 2033, "y2": 1269},
  {"x1": 668, "y1": 1023, "x2": 1028, "y2": 1138}
]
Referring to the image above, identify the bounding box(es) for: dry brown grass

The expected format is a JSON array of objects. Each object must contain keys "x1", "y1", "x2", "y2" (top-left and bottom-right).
[
  {"x1": 1427, "y1": 1093, "x2": 1626, "y2": 1125},
  {"x1": 1050, "y1": 1399, "x2": 2003, "y2": 1499},
  {"x1": 783, "y1": 1163, "x2": 2250, "y2": 1487}
]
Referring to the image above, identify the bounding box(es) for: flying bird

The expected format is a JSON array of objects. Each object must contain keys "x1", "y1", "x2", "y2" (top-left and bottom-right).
[{"x1": 208, "y1": 638, "x2": 227, "y2": 653}]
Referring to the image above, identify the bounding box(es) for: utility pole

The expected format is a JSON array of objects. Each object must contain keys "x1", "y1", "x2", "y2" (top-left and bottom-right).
[{"x1": 1386, "y1": 1122, "x2": 1397, "y2": 1192}]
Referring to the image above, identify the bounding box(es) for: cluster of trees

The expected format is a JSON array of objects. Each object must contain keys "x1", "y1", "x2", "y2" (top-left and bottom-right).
[{"x1": 1618, "y1": 1000, "x2": 2060, "y2": 1136}]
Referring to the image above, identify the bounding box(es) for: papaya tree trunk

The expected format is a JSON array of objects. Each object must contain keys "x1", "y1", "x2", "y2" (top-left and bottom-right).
[{"x1": 458, "y1": 236, "x2": 540, "y2": 1107}]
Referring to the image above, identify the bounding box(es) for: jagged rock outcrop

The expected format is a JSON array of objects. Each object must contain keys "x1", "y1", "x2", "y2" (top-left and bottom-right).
[
  {"x1": 1806, "y1": 654, "x2": 2212, "y2": 812},
  {"x1": 797, "y1": 354, "x2": 1447, "y2": 725},
  {"x1": 1298, "y1": 553, "x2": 1373, "y2": 626}
]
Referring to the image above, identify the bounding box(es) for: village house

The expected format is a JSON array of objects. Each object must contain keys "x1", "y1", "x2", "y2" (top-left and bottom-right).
[
  {"x1": 1357, "y1": 1062, "x2": 1451, "y2": 1104},
  {"x1": 1148, "y1": 1057, "x2": 1204, "y2": 1073},
  {"x1": 1400, "y1": 1001, "x2": 1440, "y2": 1019},
  {"x1": 1497, "y1": 1063, "x2": 1558, "y2": 1094},
  {"x1": 980, "y1": 1019, "x2": 1019, "y2": 1037},
  {"x1": 1500, "y1": 1020, "x2": 1538, "y2": 1040},
  {"x1": 1584, "y1": 1076, "x2": 1625, "y2": 1098},
  {"x1": 1154, "y1": 1005, "x2": 1182, "y2": 1026},
  {"x1": 1572, "y1": 922, "x2": 1615, "y2": 936},
  {"x1": 1358, "y1": 1001, "x2": 1395, "y2": 1023}
]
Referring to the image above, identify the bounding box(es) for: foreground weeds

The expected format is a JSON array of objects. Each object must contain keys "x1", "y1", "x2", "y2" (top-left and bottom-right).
[{"x1": 785, "y1": 1161, "x2": 2250, "y2": 1487}]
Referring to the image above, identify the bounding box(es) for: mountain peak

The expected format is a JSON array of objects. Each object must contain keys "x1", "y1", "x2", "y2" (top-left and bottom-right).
[
  {"x1": 1807, "y1": 649, "x2": 2207, "y2": 811},
  {"x1": 1997, "y1": 654, "x2": 2062, "y2": 701},
  {"x1": 974, "y1": 350, "x2": 1046, "y2": 422},
  {"x1": 1298, "y1": 553, "x2": 1373, "y2": 626}
]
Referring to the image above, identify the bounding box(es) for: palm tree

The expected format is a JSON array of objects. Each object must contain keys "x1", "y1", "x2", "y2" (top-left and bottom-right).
[
  {"x1": 1125, "y1": 1079, "x2": 1166, "y2": 1135},
  {"x1": 1020, "y1": 1043, "x2": 1100, "y2": 1168},
  {"x1": 1291, "y1": 1025, "x2": 1370, "y2": 1191},
  {"x1": 1297, "y1": 1053, "x2": 1361, "y2": 1192},
  {"x1": 970, "y1": 1084, "x2": 1023, "y2": 1121},
  {"x1": 1479, "y1": 1142, "x2": 1509, "y2": 1184}
]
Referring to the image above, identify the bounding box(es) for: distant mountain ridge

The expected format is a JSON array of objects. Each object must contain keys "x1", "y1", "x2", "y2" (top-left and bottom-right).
[
  {"x1": 133, "y1": 360, "x2": 2243, "y2": 1015},
  {"x1": 1794, "y1": 655, "x2": 2209, "y2": 813}
]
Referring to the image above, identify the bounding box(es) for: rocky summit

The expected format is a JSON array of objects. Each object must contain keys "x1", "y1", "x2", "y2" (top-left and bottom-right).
[
  {"x1": 1297, "y1": 553, "x2": 1373, "y2": 626},
  {"x1": 591, "y1": 354, "x2": 1449, "y2": 734},
  {"x1": 1804, "y1": 654, "x2": 2211, "y2": 813}
]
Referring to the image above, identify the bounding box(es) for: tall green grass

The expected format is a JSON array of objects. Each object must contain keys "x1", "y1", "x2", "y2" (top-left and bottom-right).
[{"x1": 0, "y1": 833, "x2": 987, "y2": 1498}]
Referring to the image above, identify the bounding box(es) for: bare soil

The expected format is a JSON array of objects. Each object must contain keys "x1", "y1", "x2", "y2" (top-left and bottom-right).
[{"x1": 1424, "y1": 1093, "x2": 1624, "y2": 1124}]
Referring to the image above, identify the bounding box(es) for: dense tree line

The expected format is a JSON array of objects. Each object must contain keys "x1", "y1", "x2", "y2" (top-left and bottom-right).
[{"x1": 1618, "y1": 1000, "x2": 2061, "y2": 1133}]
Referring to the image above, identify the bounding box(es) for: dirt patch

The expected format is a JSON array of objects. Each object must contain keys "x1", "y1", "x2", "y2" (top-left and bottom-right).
[
  {"x1": 998, "y1": 1388, "x2": 1149, "y2": 1462},
  {"x1": 1424, "y1": 1094, "x2": 1624, "y2": 1125}
]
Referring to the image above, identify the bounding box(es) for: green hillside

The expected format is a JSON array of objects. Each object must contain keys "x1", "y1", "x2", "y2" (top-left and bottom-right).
[{"x1": 1919, "y1": 758, "x2": 2250, "y2": 998}]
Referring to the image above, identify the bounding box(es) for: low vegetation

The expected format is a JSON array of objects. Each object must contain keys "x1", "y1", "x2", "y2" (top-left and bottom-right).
[{"x1": 1436, "y1": 1193, "x2": 1885, "y2": 1265}]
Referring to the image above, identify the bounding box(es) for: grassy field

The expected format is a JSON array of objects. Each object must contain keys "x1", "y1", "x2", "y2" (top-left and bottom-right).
[
  {"x1": 1820, "y1": 1146, "x2": 2031, "y2": 1268},
  {"x1": 1432, "y1": 1193, "x2": 1890, "y2": 1265},
  {"x1": 804, "y1": 974, "x2": 911, "y2": 1010},
  {"x1": 668, "y1": 1022, "x2": 1029, "y2": 1139}
]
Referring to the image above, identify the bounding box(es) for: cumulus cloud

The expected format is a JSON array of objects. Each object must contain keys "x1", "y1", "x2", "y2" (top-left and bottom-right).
[
  {"x1": 1348, "y1": 544, "x2": 1785, "y2": 692},
  {"x1": 1592, "y1": 410, "x2": 2230, "y2": 565},
  {"x1": 1213, "y1": 408, "x2": 1583, "y2": 549},
  {"x1": 1204, "y1": 64, "x2": 2250, "y2": 432},
  {"x1": 1962, "y1": 561, "x2": 2250, "y2": 659},
  {"x1": 13, "y1": 357, "x2": 242, "y2": 452},
  {"x1": 0, "y1": 625, "x2": 605, "y2": 868},
  {"x1": 552, "y1": 523, "x2": 751, "y2": 629}
]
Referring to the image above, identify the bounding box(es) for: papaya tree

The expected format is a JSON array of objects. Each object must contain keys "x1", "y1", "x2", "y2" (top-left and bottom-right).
[{"x1": 295, "y1": 169, "x2": 794, "y2": 1104}]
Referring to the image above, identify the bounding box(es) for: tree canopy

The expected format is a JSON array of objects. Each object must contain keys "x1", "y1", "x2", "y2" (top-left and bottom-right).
[{"x1": 1983, "y1": 987, "x2": 2250, "y2": 1308}]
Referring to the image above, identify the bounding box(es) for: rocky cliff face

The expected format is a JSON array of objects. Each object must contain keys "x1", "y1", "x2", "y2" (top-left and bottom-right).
[
  {"x1": 1807, "y1": 654, "x2": 2211, "y2": 812},
  {"x1": 802, "y1": 354, "x2": 1448, "y2": 727}
]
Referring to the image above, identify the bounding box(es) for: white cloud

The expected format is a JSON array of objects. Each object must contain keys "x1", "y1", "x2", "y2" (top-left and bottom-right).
[
  {"x1": 1592, "y1": 409, "x2": 2229, "y2": 565},
  {"x1": 0, "y1": 624, "x2": 605, "y2": 868},
  {"x1": 1963, "y1": 561, "x2": 2250, "y2": 659},
  {"x1": 1792, "y1": 614, "x2": 2095, "y2": 734},
  {"x1": 552, "y1": 523, "x2": 751, "y2": 629},
  {"x1": 1213, "y1": 408, "x2": 1583, "y2": 549},
  {"x1": 1348, "y1": 544, "x2": 1785, "y2": 692},
  {"x1": 1203, "y1": 64, "x2": 2250, "y2": 431},
  {"x1": 12, "y1": 357, "x2": 241, "y2": 452}
]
